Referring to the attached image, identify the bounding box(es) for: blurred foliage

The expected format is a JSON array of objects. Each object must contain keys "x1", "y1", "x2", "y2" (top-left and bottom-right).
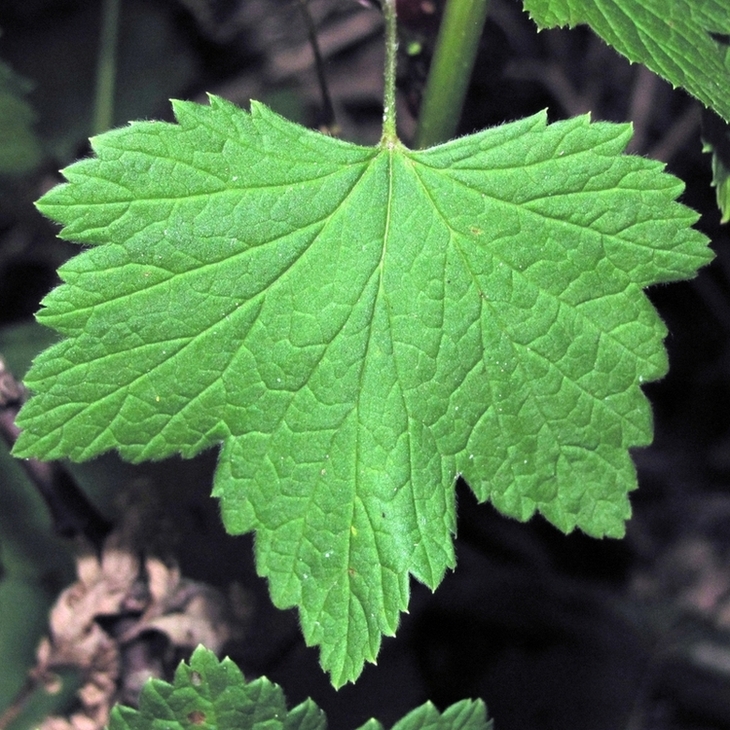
[
  {"x1": 0, "y1": 323, "x2": 77, "y2": 730},
  {"x1": 0, "y1": 0, "x2": 198, "y2": 166},
  {"x1": 0, "y1": 59, "x2": 42, "y2": 176}
]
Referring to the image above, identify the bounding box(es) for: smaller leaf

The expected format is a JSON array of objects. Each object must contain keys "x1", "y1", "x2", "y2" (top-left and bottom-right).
[{"x1": 110, "y1": 646, "x2": 493, "y2": 730}]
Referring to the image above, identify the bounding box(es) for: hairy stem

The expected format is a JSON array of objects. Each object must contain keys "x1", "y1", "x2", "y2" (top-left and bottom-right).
[
  {"x1": 415, "y1": 0, "x2": 491, "y2": 149},
  {"x1": 93, "y1": 0, "x2": 121, "y2": 135},
  {"x1": 381, "y1": 0, "x2": 399, "y2": 143}
]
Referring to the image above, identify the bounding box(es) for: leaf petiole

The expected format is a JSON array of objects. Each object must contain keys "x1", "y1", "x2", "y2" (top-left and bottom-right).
[{"x1": 381, "y1": 0, "x2": 399, "y2": 144}]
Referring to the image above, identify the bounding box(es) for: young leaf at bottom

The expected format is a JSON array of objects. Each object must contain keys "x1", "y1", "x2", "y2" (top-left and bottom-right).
[
  {"x1": 110, "y1": 646, "x2": 492, "y2": 730},
  {"x1": 14, "y1": 96, "x2": 711, "y2": 684}
]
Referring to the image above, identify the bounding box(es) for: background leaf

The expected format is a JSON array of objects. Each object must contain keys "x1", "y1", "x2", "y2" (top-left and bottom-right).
[
  {"x1": 0, "y1": 323, "x2": 78, "y2": 730},
  {"x1": 14, "y1": 97, "x2": 711, "y2": 684},
  {"x1": 522, "y1": 0, "x2": 730, "y2": 122},
  {"x1": 701, "y1": 108, "x2": 730, "y2": 223}
]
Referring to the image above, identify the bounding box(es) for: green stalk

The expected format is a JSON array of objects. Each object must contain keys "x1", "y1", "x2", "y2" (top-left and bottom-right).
[
  {"x1": 92, "y1": 0, "x2": 121, "y2": 135},
  {"x1": 414, "y1": 0, "x2": 491, "y2": 149},
  {"x1": 381, "y1": 0, "x2": 399, "y2": 144}
]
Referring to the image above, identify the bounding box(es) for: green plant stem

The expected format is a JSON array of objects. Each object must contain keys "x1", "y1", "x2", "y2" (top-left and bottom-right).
[
  {"x1": 93, "y1": 0, "x2": 121, "y2": 135},
  {"x1": 414, "y1": 0, "x2": 491, "y2": 149},
  {"x1": 381, "y1": 0, "x2": 399, "y2": 144}
]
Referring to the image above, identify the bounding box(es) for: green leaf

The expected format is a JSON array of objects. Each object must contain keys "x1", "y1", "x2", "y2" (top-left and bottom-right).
[
  {"x1": 111, "y1": 646, "x2": 491, "y2": 730},
  {"x1": 522, "y1": 0, "x2": 730, "y2": 122},
  {"x1": 14, "y1": 97, "x2": 711, "y2": 684}
]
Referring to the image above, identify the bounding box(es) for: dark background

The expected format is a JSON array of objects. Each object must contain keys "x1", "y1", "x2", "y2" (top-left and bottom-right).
[{"x1": 2, "y1": 1, "x2": 730, "y2": 729}]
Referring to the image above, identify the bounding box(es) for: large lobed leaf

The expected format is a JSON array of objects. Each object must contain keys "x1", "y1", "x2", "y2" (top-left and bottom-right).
[
  {"x1": 14, "y1": 96, "x2": 711, "y2": 684},
  {"x1": 110, "y1": 646, "x2": 492, "y2": 730},
  {"x1": 523, "y1": 0, "x2": 730, "y2": 122}
]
